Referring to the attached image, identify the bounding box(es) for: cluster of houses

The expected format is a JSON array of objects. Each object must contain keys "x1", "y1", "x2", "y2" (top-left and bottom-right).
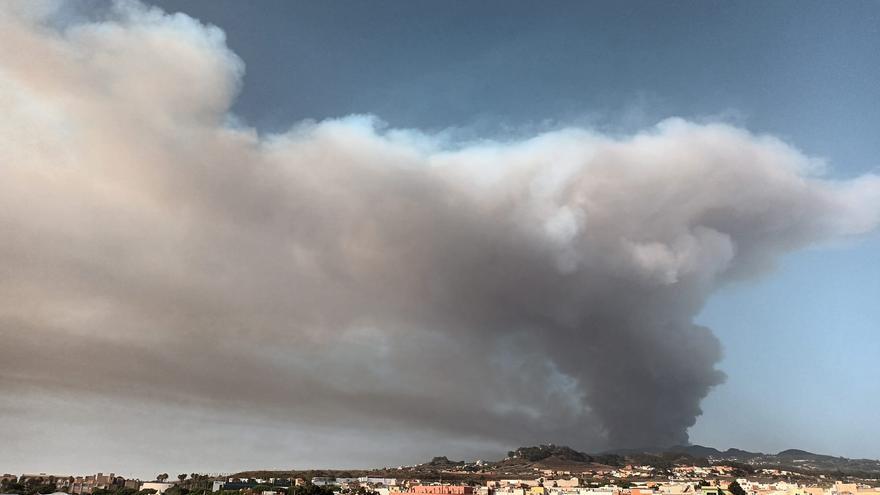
[
  {"x1": 482, "y1": 480, "x2": 880, "y2": 495},
  {"x1": 4, "y1": 471, "x2": 879, "y2": 495},
  {"x1": 204, "y1": 475, "x2": 880, "y2": 495}
]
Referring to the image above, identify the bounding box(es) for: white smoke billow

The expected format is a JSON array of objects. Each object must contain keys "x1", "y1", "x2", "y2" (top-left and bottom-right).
[{"x1": 1, "y1": 1, "x2": 879, "y2": 453}]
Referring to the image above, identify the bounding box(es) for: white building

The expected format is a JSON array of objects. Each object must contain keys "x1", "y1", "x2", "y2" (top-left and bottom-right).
[{"x1": 141, "y1": 482, "x2": 176, "y2": 494}]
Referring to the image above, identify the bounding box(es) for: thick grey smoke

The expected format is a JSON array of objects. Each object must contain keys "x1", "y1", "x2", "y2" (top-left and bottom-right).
[{"x1": 1, "y1": 0, "x2": 879, "y2": 465}]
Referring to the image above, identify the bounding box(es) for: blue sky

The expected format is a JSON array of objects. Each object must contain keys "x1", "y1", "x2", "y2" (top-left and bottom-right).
[
  {"x1": 146, "y1": 0, "x2": 880, "y2": 457},
  {"x1": 695, "y1": 233, "x2": 880, "y2": 456},
  {"x1": 151, "y1": 0, "x2": 880, "y2": 179}
]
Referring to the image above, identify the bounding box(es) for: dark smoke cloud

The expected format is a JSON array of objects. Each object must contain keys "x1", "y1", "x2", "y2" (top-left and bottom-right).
[{"x1": 1, "y1": 0, "x2": 879, "y2": 468}]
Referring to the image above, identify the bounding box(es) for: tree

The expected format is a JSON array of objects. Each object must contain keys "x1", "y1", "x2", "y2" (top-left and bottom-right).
[
  {"x1": 26, "y1": 477, "x2": 45, "y2": 490},
  {"x1": 164, "y1": 486, "x2": 189, "y2": 495},
  {"x1": 728, "y1": 481, "x2": 746, "y2": 495},
  {"x1": 3, "y1": 481, "x2": 26, "y2": 495},
  {"x1": 291, "y1": 483, "x2": 335, "y2": 495},
  {"x1": 178, "y1": 475, "x2": 188, "y2": 483}
]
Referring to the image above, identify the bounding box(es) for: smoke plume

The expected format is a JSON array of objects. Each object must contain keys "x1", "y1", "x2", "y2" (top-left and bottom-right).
[{"x1": 1, "y1": 0, "x2": 879, "y2": 462}]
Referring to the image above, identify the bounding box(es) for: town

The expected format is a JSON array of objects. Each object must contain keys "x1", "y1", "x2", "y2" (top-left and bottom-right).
[{"x1": 5, "y1": 446, "x2": 880, "y2": 495}]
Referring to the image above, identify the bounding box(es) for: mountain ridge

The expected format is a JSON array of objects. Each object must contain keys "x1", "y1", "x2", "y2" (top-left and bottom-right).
[
  {"x1": 504, "y1": 444, "x2": 880, "y2": 476},
  {"x1": 231, "y1": 444, "x2": 880, "y2": 480}
]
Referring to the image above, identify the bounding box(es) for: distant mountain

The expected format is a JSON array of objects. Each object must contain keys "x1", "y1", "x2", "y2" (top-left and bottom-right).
[
  {"x1": 506, "y1": 445, "x2": 594, "y2": 463},
  {"x1": 232, "y1": 443, "x2": 880, "y2": 480},
  {"x1": 463, "y1": 443, "x2": 880, "y2": 476},
  {"x1": 778, "y1": 449, "x2": 815, "y2": 457},
  {"x1": 600, "y1": 444, "x2": 880, "y2": 476},
  {"x1": 425, "y1": 456, "x2": 466, "y2": 468},
  {"x1": 663, "y1": 445, "x2": 729, "y2": 458}
]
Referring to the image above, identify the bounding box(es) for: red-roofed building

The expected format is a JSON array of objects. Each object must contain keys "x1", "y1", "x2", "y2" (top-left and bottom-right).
[{"x1": 405, "y1": 486, "x2": 475, "y2": 495}]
